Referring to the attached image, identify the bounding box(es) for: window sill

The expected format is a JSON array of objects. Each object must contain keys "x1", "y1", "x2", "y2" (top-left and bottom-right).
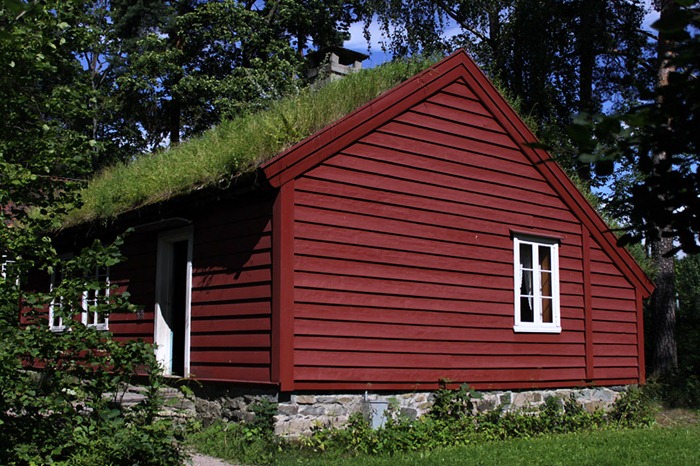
[
  {"x1": 513, "y1": 324, "x2": 561, "y2": 334},
  {"x1": 86, "y1": 324, "x2": 109, "y2": 331}
]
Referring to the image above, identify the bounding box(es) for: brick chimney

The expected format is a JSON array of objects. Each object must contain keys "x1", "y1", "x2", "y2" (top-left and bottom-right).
[{"x1": 306, "y1": 46, "x2": 369, "y2": 84}]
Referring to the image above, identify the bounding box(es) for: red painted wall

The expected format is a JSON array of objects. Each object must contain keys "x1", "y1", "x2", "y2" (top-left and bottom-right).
[
  {"x1": 109, "y1": 193, "x2": 275, "y2": 383},
  {"x1": 290, "y1": 79, "x2": 642, "y2": 391},
  {"x1": 110, "y1": 231, "x2": 158, "y2": 343},
  {"x1": 189, "y1": 196, "x2": 274, "y2": 382},
  {"x1": 589, "y1": 238, "x2": 641, "y2": 383}
]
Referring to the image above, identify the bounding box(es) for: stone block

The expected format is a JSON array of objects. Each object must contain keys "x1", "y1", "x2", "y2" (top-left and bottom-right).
[
  {"x1": 337, "y1": 396, "x2": 359, "y2": 405},
  {"x1": 278, "y1": 404, "x2": 299, "y2": 416},
  {"x1": 418, "y1": 402, "x2": 432, "y2": 411},
  {"x1": 591, "y1": 389, "x2": 614, "y2": 402},
  {"x1": 325, "y1": 405, "x2": 346, "y2": 417},
  {"x1": 195, "y1": 399, "x2": 222, "y2": 419},
  {"x1": 583, "y1": 401, "x2": 606, "y2": 413},
  {"x1": 295, "y1": 395, "x2": 316, "y2": 405},
  {"x1": 512, "y1": 391, "x2": 544, "y2": 408},
  {"x1": 317, "y1": 396, "x2": 341, "y2": 403},
  {"x1": 300, "y1": 405, "x2": 325, "y2": 416},
  {"x1": 275, "y1": 418, "x2": 315, "y2": 437}
]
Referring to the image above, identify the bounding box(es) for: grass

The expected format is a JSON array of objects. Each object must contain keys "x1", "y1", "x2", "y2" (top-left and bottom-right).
[
  {"x1": 286, "y1": 425, "x2": 700, "y2": 466},
  {"x1": 66, "y1": 56, "x2": 438, "y2": 226},
  {"x1": 203, "y1": 425, "x2": 699, "y2": 466}
]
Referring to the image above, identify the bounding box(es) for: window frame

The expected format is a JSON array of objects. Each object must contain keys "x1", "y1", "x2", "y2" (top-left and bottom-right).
[
  {"x1": 49, "y1": 261, "x2": 67, "y2": 332},
  {"x1": 0, "y1": 254, "x2": 10, "y2": 280},
  {"x1": 49, "y1": 259, "x2": 110, "y2": 332},
  {"x1": 512, "y1": 234, "x2": 561, "y2": 333},
  {"x1": 81, "y1": 266, "x2": 110, "y2": 331}
]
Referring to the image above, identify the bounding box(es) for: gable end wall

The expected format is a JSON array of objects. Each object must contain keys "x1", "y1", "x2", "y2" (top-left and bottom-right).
[{"x1": 289, "y1": 79, "x2": 643, "y2": 391}]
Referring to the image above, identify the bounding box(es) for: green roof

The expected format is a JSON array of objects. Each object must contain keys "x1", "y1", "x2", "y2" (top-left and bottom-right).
[{"x1": 65, "y1": 57, "x2": 438, "y2": 227}]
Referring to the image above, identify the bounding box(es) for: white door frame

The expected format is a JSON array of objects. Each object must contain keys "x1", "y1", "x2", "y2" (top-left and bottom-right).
[{"x1": 154, "y1": 226, "x2": 193, "y2": 377}]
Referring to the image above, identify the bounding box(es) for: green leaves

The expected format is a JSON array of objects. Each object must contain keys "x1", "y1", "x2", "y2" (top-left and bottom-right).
[{"x1": 567, "y1": 2, "x2": 700, "y2": 254}]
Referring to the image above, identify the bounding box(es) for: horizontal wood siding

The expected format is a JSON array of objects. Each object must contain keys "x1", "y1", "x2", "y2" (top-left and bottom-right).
[
  {"x1": 109, "y1": 232, "x2": 158, "y2": 342},
  {"x1": 292, "y1": 81, "x2": 597, "y2": 390},
  {"x1": 589, "y1": 238, "x2": 641, "y2": 383},
  {"x1": 189, "y1": 195, "x2": 274, "y2": 382}
]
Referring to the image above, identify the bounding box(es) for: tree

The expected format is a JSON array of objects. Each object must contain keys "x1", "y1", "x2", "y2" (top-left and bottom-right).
[
  {"x1": 0, "y1": 2, "x2": 183, "y2": 462},
  {"x1": 568, "y1": 0, "x2": 699, "y2": 375},
  {"x1": 674, "y1": 253, "x2": 700, "y2": 405},
  {"x1": 110, "y1": 0, "x2": 358, "y2": 150},
  {"x1": 358, "y1": 0, "x2": 650, "y2": 181}
]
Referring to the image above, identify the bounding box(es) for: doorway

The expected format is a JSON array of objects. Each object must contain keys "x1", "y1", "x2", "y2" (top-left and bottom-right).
[{"x1": 155, "y1": 227, "x2": 193, "y2": 377}]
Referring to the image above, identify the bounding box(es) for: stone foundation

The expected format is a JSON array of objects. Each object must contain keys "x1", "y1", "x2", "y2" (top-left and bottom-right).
[{"x1": 178, "y1": 384, "x2": 629, "y2": 437}]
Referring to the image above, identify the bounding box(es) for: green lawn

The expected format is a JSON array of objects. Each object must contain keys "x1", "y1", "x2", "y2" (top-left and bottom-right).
[{"x1": 273, "y1": 426, "x2": 700, "y2": 466}]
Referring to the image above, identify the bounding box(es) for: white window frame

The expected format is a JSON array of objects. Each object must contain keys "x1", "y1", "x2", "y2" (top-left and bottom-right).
[
  {"x1": 81, "y1": 266, "x2": 110, "y2": 331},
  {"x1": 49, "y1": 262, "x2": 67, "y2": 332},
  {"x1": 0, "y1": 255, "x2": 10, "y2": 280},
  {"x1": 50, "y1": 260, "x2": 110, "y2": 332},
  {"x1": 513, "y1": 235, "x2": 561, "y2": 333}
]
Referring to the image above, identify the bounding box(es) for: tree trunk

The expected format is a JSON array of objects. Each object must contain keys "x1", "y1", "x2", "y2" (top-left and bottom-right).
[
  {"x1": 574, "y1": 0, "x2": 600, "y2": 182},
  {"x1": 649, "y1": 0, "x2": 678, "y2": 377}
]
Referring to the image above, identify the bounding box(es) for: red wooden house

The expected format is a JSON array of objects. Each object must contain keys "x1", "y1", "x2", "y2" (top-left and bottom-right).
[{"x1": 57, "y1": 50, "x2": 654, "y2": 393}]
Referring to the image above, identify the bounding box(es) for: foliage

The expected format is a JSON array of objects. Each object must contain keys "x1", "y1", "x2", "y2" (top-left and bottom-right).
[
  {"x1": 190, "y1": 386, "x2": 656, "y2": 465},
  {"x1": 653, "y1": 253, "x2": 700, "y2": 408},
  {"x1": 2, "y1": 0, "x2": 364, "y2": 169},
  {"x1": 108, "y1": 0, "x2": 359, "y2": 150},
  {"x1": 0, "y1": 238, "x2": 185, "y2": 465},
  {"x1": 568, "y1": 2, "x2": 700, "y2": 254},
  {"x1": 65, "y1": 55, "x2": 438, "y2": 225},
  {"x1": 608, "y1": 386, "x2": 658, "y2": 427},
  {"x1": 1, "y1": 4, "x2": 184, "y2": 462},
  {"x1": 0, "y1": 0, "x2": 137, "y2": 177},
  {"x1": 188, "y1": 399, "x2": 280, "y2": 466},
  {"x1": 430, "y1": 380, "x2": 478, "y2": 420},
  {"x1": 298, "y1": 388, "x2": 641, "y2": 458},
  {"x1": 358, "y1": 0, "x2": 651, "y2": 181}
]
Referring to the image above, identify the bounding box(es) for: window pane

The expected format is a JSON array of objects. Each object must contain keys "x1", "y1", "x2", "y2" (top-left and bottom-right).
[
  {"x1": 520, "y1": 270, "x2": 533, "y2": 296},
  {"x1": 521, "y1": 296, "x2": 534, "y2": 322},
  {"x1": 520, "y1": 243, "x2": 533, "y2": 269},
  {"x1": 541, "y1": 271, "x2": 552, "y2": 298},
  {"x1": 53, "y1": 312, "x2": 62, "y2": 328},
  {"x1": 539, "y1": 245, "x2": 551, "y2": 271},
  {"x1": 542, "y1": 297, "x2": 553, "y2": 323}
]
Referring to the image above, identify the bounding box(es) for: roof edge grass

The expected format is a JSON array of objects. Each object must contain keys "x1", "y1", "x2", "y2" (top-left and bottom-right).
[{"x1": 63, "y1": 56, "x2": 439, "y2": 227}]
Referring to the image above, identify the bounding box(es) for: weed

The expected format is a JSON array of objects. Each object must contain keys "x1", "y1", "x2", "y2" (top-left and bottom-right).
[{"x1": 609, "y1": 386, "x2": 657, "y2": 427}]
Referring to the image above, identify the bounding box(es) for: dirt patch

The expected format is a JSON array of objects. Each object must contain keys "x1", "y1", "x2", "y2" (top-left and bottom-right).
[{"x1": 656, "y1": 408, "x2": 700, "y2": 427}]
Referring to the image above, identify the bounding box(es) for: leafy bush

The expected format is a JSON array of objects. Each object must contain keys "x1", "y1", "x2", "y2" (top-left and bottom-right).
[
  {"x1": 0, "y1": 239, "x2": 185, "y2": 465},
  {"x1": 609, "y1": 385, "x2": 657, "y2": 427},
  {"x1": 188, "y1": 399, "x2": 280, "y2": 465},
  {"x1": 189, "y1": 385, "x2": 658, "y2": 464},
  {"x1": 296, "y1": 386, "x2": 653, "y2": 460}
]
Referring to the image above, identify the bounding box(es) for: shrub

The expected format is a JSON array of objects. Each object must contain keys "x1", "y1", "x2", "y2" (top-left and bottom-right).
[
  {"x1": 294, "y1": 385, "x2": 653, "y2": 459},
  {"x1": 0, "y1": 239, "x2": 185, "y2": 465},
  {"x1": 188, "y1": 399, "x2": 280, "y2": 465},
  {"x1": 609, "y1": 386, "x2": 657, "y2": 427}
]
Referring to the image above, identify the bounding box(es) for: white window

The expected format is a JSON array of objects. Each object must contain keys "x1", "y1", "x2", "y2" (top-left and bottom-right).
[
  {"x1": 1, "y1": 255, "x2": 11, "y2": 280},
  {"x1": 49, "y1": 263, "x2": 67, "y2": 332},
  {"x1": 513, "y1": 235, "x2": 561, "y2": 333},
  {"x1": 82, "y1": 266, "x2": 109, "y2": 330},
  {"x1": 50, "y1": 263, "x2": 109, "y2": 332}
]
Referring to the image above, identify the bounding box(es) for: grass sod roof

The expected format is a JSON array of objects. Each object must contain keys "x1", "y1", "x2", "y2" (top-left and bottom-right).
[{"x1": 65, "y1": 56, "x2": 439, "y2": 227}]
